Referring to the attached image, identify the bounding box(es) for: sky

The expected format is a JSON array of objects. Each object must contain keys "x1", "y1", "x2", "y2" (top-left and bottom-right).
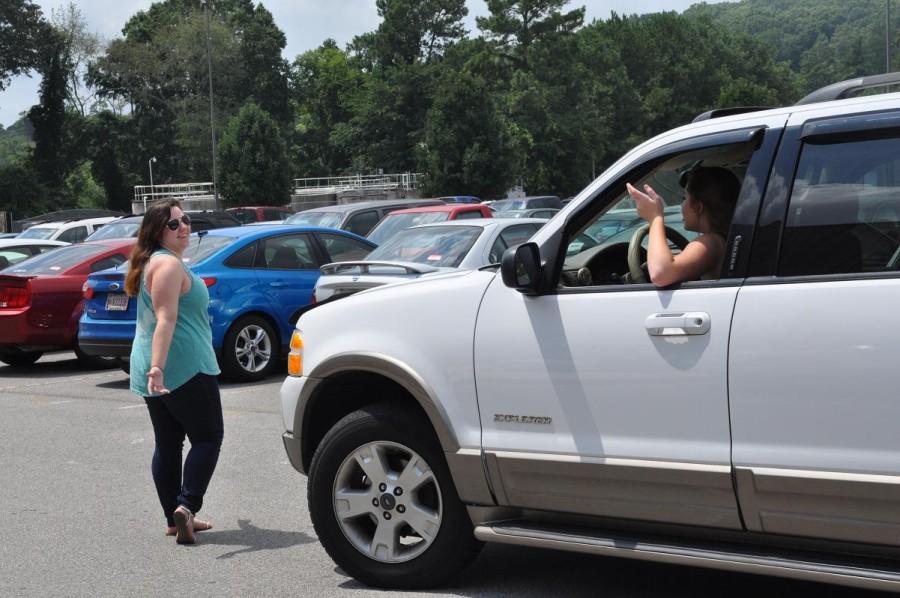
[{"x1": 0, "y1": 0, "x2": 719, "y2": 128}]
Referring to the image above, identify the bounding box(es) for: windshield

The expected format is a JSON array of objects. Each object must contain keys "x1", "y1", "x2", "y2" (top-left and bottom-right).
[
  {"x1": 367, "y1": 212, "x2": 449, "y2": 245},
  {"x1": 284, "y1": 211, "x2": 342, "y2": 228},
  {"x1": 86, "y1": 221, "x2": 141, "y2": 240},
  {"x1": 6, "y1": 244, "x2": 108, "y2": 275},
  {"x1": 17, "y1": 227, "x2": 57, "y2": 240},
  {"x1": 489, "y1": 200, "x2": 527, "y2": 212},
  {"x1": 366, "y1": 225, "x2": 481, "y2": 268},
  {"x1": 182, "y1": 234, "x2": 235, "y2": 264}
]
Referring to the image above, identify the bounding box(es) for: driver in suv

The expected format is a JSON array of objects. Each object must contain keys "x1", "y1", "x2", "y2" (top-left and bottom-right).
[{"x1": 627, "y1": 166, "x2": 740, "y2": 285}]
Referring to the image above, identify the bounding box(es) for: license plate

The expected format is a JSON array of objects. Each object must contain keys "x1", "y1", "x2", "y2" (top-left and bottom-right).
[{"x1": 105, "y1": 293, "x2": 129, "y2": 311}]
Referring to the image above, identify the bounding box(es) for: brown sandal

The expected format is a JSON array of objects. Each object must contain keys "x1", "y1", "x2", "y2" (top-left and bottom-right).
[{"x1": 173, "y1": 505, "x2": 196, "y2": 545}]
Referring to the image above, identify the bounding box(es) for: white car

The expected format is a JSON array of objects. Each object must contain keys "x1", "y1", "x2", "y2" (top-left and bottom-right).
[
  {"x1": 17, "y1": 217, "x2": 119, "y2": 243},
  {"x1": 0, "y1": 239, "x2": 69, "y2": 270},
  {"x1": 312, "y1": 218, "x2": 546, "y2": 302},
  {"x1": 281, "y1": 74, "x2": 900, "y2": 592}
]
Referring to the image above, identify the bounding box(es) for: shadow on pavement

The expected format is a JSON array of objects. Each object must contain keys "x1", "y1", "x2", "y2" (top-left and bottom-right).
[
  {"x1": 0, "y1": 354, "x2": 87, "y2": 379},
  {"x1": 95, "y1": 378, "x2": 130, "y2": 389},
  {"x1": 199, "y1": 518, "x2": 315, "y2": 559}
]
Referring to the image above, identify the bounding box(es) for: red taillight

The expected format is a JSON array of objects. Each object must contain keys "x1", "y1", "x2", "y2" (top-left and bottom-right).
[
  {"x1": 0, "y1": 281, "x2": 31, "y2": 309},
  {"x1": 202, "y1": 277, "x2": 217, "y2": 287},
  {"x1": 82, "y1": 281, "x2": 94, "y2": 300}
]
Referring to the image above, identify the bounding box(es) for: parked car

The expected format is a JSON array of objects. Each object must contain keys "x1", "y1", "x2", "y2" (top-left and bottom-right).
[
  {"x1": 488, "y1": 195, "x2": 563, "y2": 212},
  {"x1": 17, "y1": 216, "x2": 119, "y2": 243},
  {"x1": 0, "y1": 239, "x2": 69, "y2": 270},
  {"x1": 78, "y1": 225, "x2": 376, "y2": 381},
  {"x1": 227, "y1": 206, "x2": 295, "y2": 224},
  {"x1": 439, "y1": 195, "x2": 481, "y2": 203},
  {"x1": 84, "y1": 210, "x2": 242, "y2": 241},
  {"x1": 313, "y1": 218, "x2": 545, "y2": 302},
  {"x1": 0, "y1": 239, "x2": 135, "y2": 367},
  {"x1": 366, "y1": 204, "x2": 493, "y2": 246},
  {"x1": 492, "y1": 208, "x2": 560, "y2": 219},
  {"x1": 283, "y1": 199, "x2": 446, "y2": 237},
  {"x1": 280, "y1": 74, "x2": 900, "y2": 592}
]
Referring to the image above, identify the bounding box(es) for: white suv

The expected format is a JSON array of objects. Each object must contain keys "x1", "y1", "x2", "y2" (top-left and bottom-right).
[
  {"x1": 17, "y1": 216, "x2": 118, "y2": 243},
  {"x1": 280, "y1": 74, "x2": 900, "y2": 592}
]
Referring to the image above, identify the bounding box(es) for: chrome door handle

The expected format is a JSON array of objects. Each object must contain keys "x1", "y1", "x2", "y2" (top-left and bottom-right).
[{"x1": 645, "y1": 312, "x2": 710, "y2": 336}]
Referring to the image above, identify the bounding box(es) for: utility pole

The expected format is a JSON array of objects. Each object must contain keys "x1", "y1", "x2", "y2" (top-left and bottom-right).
[
  {"x1": 202, "y1": 0, "x2": 220, "y2": 210},
  {"x1": 888, "y1": 0, "x2": 892, "y2": 73}
]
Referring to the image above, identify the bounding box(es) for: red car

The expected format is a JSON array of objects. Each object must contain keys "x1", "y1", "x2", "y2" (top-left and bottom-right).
[
  {"x1": 226, "y1": 206, "x2": 295, "y2": 224},
  {"x1": 0, "y1": 239, "x2": 135, "y2": 367},
  {"x1": 366, "y1": 203, "x2": 493, "y2": 245}
]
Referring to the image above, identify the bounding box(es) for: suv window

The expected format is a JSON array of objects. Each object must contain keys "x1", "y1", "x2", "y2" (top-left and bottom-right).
[
  {"x1": 318, "y1": 233, "x2": 373, "y2": 262},
  {"x1": 455, "y1": 210, "x2": 483, "y2": 220},
  {"x1": 57, "y1": 226, "x2": 88, "y2": 243},
  {"x1": 779, "y1": 136, "x2": 900, "y2": 277},
  {"x1": 346, "y1": 210, "x2": 380, "y2": 236}
]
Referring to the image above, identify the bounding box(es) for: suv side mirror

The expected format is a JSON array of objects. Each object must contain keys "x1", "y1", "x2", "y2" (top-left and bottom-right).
[{"x1": 501, "y1": 242, "x2": 541, "y2": 294}]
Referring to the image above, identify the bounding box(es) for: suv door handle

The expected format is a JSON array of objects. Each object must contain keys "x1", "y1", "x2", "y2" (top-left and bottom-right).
[
  {"x1": 645, "y1": 312, "x2": 710, "y2": 336},
  {"x1": 269, "y1": 281, "x2": 288, "y2": 288}
]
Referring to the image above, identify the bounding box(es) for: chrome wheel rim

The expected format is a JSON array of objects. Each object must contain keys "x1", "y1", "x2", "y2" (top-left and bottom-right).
[
  {"x1": 333, "y1": 441, "x2": 443, "y2": 564},
  {"x1": 234, "y1": 324, "x2": 272, "y2": 373}
]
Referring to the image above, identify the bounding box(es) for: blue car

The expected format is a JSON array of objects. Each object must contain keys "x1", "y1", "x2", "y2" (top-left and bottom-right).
[{"x1": 78, "y1": 225, "x2": 376, "y2": 381}]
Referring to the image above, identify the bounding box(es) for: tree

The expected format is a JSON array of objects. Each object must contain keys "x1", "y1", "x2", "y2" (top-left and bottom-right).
[
  {"x1": 27, "y1": 30, "x2": 70, "y2": 199},
  {"x1": 365, "y1": 0, "x2": 468, "y2": 67},
  {"x1": 0, "y1": 0, "x2": 48, "y2": 90},
  {"x1": 418, "y1": 70, "x2": 520, "y2": 198},
  {"x1": 50, "y1": 3, "x2": 105, "y2": 116},
  {"x1": 477, "y1": 0, "x2": 584, "y2": 68},
  {"x1": 217, "y1": 102, "x2": 290, "y2": 206}
]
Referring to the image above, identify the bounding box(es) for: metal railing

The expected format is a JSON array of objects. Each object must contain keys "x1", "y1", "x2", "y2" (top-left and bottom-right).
[
  {"x1": 134, "y1": 182, "x2": 217, "y2": 210},
  {"x1": 292, "y1": 173, "x2": 422, "y2": 196}
]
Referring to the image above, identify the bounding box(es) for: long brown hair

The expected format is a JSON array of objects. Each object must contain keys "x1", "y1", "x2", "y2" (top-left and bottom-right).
[
  {"x1": 125, "y1": 199, "x2": 182, "y2": 297},
  {"x1": 683, "y1": 166, "x2": 740, "y2": 237}
]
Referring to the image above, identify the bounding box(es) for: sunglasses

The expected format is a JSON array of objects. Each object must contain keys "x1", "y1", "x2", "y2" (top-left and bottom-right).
[{"x1": 165, "y1": 214, "x2": 191, "y2": 231}]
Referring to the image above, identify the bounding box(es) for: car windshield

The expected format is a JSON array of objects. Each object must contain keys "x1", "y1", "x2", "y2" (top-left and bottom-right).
[
  {"x1": 489, "y1": 200, "x2": 528, "y2": 211},
  {"x1": 17, "y1": 227, "x2": 57, "y2": 240},
  {"x1": 86, "y1": 221, "x2": 141, "y2": 240},
  {"x1": 367, "y1": 212, "x2": 450, "y2": 245},
  {"x1": 284, "y1": 211, "x2": 343, "y2": 228},
  {"x1": 366, "y1": 225, "x2": 481, "y2": 268},
  {"x1": 181, "y1": 234, "x2": 235, "y2": 264},
  {"x1": 6, "y1": 244, "x2": 109, "y2": 275}
]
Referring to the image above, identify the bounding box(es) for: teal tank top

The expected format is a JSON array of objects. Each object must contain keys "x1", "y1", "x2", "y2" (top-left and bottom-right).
[{"x1": 130, "y1": 248, "x2": 220, "y2": 396}]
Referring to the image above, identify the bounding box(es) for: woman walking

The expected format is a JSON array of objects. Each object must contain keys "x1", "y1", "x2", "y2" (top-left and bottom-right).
[{"x1": 126, "y1": 199, "x2": 223, "y2": 545}]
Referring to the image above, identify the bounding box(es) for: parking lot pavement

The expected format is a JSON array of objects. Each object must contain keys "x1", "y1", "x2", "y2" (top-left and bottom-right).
[{"x1": 0, "y1": 353, "x2": 877, "y2": 598}]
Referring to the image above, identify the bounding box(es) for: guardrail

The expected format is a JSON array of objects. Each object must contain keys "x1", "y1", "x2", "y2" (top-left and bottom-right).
[
  {"x1": 292, "y1": 173, "x2": 422, "y2": 196},
  {"x1": 134, "y1": 182, "x2": 217, "y2": 210}
]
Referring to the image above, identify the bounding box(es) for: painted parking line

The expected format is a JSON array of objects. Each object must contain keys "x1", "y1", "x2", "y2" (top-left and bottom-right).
[
  {"x1": 118, "y1": 404, "x2": 145, "y2": 410},
  {"x1": 49, "y1": 400, "x2": 73, "y2": 405}
]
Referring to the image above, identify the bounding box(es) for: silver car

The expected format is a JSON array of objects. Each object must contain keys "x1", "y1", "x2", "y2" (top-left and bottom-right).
[{"x1": 313, "y1": 218, "x2": 546, "y2": 302}]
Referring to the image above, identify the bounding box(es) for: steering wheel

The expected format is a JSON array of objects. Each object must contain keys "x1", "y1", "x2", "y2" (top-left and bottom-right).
[{"x1": 627, "y1": 223, "x2": 691, "y2": 283}]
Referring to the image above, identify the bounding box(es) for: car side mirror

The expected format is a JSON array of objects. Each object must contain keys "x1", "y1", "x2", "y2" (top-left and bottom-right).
[{"x1": 501, "y1": 242, "x2": 541, "y2": 294}]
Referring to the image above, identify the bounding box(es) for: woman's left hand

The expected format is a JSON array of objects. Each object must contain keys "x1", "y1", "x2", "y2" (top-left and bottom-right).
[{"x1": 627, "y1": 182, "x2": 665, "y2": 222}]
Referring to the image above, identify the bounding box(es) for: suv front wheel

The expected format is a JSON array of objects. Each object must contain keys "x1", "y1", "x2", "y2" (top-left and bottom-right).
[{"x1": 308, "y1": 403, "x2": 482, "y2": 589}]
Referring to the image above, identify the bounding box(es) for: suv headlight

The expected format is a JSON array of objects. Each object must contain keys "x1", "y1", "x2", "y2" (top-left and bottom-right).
[{"x1": 287, "y1": 329, "x2": 304, "y2": 376}]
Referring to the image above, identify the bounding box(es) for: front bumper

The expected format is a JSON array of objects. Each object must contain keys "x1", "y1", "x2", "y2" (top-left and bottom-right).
[{"x1": 280, "y1": 374, "x2": 312, "y2": 474}]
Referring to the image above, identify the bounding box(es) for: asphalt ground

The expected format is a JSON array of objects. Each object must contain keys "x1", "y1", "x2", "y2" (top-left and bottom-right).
[{"x1": 0, "y1": 353, "x2": 879, "y2": 598}]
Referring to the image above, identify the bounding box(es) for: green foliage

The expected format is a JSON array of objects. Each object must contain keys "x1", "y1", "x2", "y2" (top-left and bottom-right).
[
  {"x1": 477, "y1": 0, "x2": 585, "y2": 68},
  {"x1": 0, "y1": 0, "x2": 49, "y2": 90},
  {"x1": 0, "y1": 118, "x2": 34, "y2": 168},
  {"x1": 418, "y1": 70, "x2": 519, "y2": 197},
  {"x1": 0, "y1": 161, "x2": 50, "y2": 216},
  {"x1": 217, "y1": 101, "x2": 291, "y2": 206},
  {"x1": 65, "y1": 161, "x2": 106, "y2": 208},
  {"x1": 686, "y1": 0, "x2": 897, "y2": 94},
  {"x1": 28, "y1": 30, "x2": 70, "y2": 197}
]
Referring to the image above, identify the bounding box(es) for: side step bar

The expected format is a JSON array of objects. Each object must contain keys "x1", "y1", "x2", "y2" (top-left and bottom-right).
[{"x1": 474, "y1": 522, "x2": 900, "y2": 593}]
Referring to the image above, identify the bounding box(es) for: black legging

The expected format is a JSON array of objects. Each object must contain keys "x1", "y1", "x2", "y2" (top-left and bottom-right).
[{"x1": 144, "y1": 373, "x2": 223, "y2": 527}]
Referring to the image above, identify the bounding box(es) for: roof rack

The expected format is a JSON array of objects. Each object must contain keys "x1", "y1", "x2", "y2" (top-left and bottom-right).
[
  {"x1": 795, "y1": 72, "x2": 900, "y2": 106},
  {"x1": 692, "y1": 106, "x2": 773, "y2": 123}
]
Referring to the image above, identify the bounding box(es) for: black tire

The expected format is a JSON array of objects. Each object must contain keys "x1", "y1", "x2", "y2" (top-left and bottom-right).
[
  {"x1": 220, "y1": 315, "x2": 279, "y2": 382},
  {"x1": 0, "y1": 349, "x2": 43, "y2": 367},
  {"x1": 308, "y1": 403, "x2": 482, "y2": 589},
  {"x1": 74, "y1": 341, "x2": 119, "y2": 370}
]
